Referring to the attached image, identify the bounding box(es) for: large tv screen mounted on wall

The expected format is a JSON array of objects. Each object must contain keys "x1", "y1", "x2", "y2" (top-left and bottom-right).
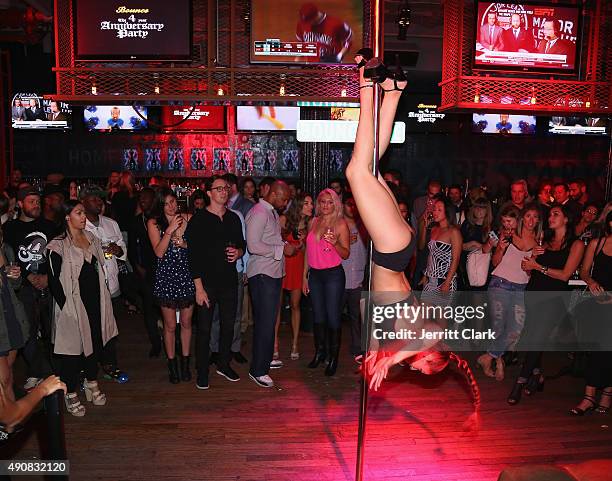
[
  {"x1": 250, "y1": 0, "x2": 363, "y2": 64},
  {"x1": 74, "y1": 0, "x2": 192, "y2": 61},
  {"x1": 474, "y1": 1, "x2": 581, "y2": 74}
]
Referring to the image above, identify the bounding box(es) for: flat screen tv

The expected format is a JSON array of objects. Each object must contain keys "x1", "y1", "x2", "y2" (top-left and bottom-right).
[
  {"x1": 250, "y1": 0, "x2": 363, "y2": 64},
  {"x1": 160, "y1": 106, "x2": 226, "y2": 132},
  {"x1": 11, "y1": 94, "x2": 72, "y2": 130},
  {"x1": 472, "y1": 113, "x2": 536, "y2": 134},
  {"x1": 236, "y1": 106, "x2": 300, "y2": 131},
  {"x1": 84, "y1": 105, "x2": 148, "y2": 131},
  {"x1": 549, "y1": 116, "x2": 608, "y2": 135},
  {"x1": 330, "y1": 107, "x2": 359, "y2": 121},
  {"x1": 398, "y1": 95, "x2": 461, "y2": 134},
  {"x1": 474, "y1": 1, "x2": 581, "y2": 74},
  {"x1": 74, "y1": 0, "x2": 192, "y2": 61}
]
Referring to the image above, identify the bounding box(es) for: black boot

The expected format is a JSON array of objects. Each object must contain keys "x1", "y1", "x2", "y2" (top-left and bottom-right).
[
  {"x1": 308, "y1": 323, "x2": 327, "y2": 369},
  {"x1": 325, "y1": 328, "x2": 341, "y2": 377},
  {"x1": 180, "y1": 355, "x2": 192, "y2": 382},
  {"x1": 167, "y1": 358, "x2": 180, "y2": 384}
]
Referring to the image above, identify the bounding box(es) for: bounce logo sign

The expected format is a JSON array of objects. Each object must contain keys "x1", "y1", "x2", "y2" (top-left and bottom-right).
[{"x1": 75, "y1": 0, "x2": 191, "y2": 61}]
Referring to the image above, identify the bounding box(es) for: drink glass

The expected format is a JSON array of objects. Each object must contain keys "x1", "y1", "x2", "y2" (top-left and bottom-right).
[
  {"x1": 226, "y1": 241, "x2": 236, "y2": 262},
  {"x1": 6, "y1": 261, "x2": 20, "y2": 280},
  {"x1": 323, "y1": 228, "x2": 333, "y2": 252}
]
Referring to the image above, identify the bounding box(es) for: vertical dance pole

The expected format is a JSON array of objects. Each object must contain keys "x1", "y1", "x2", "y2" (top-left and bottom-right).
[
  {"x1": 355, "y1": 2, "x2": 384, "y2": 481},
  {"x1": 44, "y1": 391, "x2": 68, "y2": 481}
]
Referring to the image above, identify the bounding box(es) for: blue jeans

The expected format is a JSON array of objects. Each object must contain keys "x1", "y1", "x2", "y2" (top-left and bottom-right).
[
  {"x1": 308, "y1": 266, "x2": 345, "y2": 330},
  {"x1": 249, "y1": 274, "x2": 282, "y2": 377},
  {"x1": 487, "y1": 275, "x2": 526, "y2": 358}
]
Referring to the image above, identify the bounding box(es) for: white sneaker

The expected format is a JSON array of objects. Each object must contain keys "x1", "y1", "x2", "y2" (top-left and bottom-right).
[
  {"x1": 270, "y1": 359, "x2": 283, "y2": 369},
  {"x1": 249, "y1": 373, "x2": 274, "y2": 388},
  {"x1": 24, "y1": 377, "x2": 43, "y2": 391}
]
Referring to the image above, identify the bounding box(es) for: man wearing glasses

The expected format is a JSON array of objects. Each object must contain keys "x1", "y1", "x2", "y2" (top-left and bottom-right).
[{"x1": 185, "y1": 176, "x2": 245, "y2": 390}]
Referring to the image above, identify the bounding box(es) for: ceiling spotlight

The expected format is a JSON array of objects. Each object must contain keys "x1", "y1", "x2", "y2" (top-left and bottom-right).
[{"x1": 396, "y1": 1, "x2": 411, "y2": 40}]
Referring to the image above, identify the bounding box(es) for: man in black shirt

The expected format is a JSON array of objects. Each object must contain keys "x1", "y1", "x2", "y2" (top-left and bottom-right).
[
  {"x1": 3, "y1": 187, "x2": 59, "y2": 387},
  {"x1": 127, "y1": 188, "x2": 162, "y2": 358},
  {"x1": 185, "y1": 176, "x2": 246, "y2": 389}
]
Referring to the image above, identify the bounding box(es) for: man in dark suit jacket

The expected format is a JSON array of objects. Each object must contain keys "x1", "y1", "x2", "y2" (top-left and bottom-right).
[
  {"x1": 24, "y1": 99, "x2": 45, "y2": 121},
  {"x1": 502, "y1": 14, "x2": 534, "y2": 52},
  {"x1": 223, "y1": 173, "x2": 254, "y2": 219},
  {"x1": 46, "y1": 101, "x2": 68, "y2": 122},
  {"x1": 537, "y1": 19, "x2": 573, "y2": 58},
  {"x1": 479, "y1": 12, "x2": 504, "y2": 50}
]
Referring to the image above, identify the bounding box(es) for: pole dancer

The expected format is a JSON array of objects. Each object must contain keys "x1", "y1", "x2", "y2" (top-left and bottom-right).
[{"x1": 349, "y1": 49, "x2": 481, "y2": 481}]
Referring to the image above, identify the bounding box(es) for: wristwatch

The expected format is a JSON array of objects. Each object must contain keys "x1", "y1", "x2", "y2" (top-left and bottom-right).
[{"x1": 541, "y1": 266, "x2": 549, "y2": 275}]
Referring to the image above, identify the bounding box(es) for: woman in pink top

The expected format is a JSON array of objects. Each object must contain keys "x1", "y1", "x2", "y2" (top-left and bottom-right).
[{"x1": 303, "y1": 189, "x2": 349, "y2": 376}]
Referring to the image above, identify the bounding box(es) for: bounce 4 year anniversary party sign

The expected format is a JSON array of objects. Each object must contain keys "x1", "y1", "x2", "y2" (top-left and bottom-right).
[{"x1": 75, "y1": 0, "x2": 192, "y2": 61}]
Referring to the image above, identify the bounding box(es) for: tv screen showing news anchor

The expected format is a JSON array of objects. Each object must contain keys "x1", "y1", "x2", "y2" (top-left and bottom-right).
[{"x1": 474, "y1": 2, "x2": 580, "y2": 73}]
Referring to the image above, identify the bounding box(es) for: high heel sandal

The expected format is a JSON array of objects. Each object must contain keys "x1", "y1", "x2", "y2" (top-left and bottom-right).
[
  {"x1": 363, "y1": 57, "x2": 407, "y2": 92},
  {"x1": 82, "y1": 380, "x2": 107, "y2": 406},
  {"x1": 64, "y1": 392, "x2": 86, "y2": 417},
  {"x1": 290, "y1": 346, "x2": 300, "y2": 360},
  {"x1": 524, "y1": 373, "x2": 545, "y2": 396},
  {"x1": 596, "y1": 390, "x2": 611, "y2": 414},
  {"x1": 476, "y1": 353, "x2": 495, "y2": 378},
  {"x1": 569, "y1": 395, "x2": 597, "y2": 416}
]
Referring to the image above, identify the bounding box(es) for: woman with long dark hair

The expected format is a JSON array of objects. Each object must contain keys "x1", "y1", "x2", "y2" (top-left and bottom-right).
[
  {"x1": 569, "y1": 211, "x2": 612, "y2": 415},
  {"x1": 47, "y1": 200, "x2": 118, "y2": 416},
  {"x1": 147, "y1": 188, "x2": 195, "y2": 384},
  {"x1": 303, "y1": 188, "x2": 349, "y2": 376},
  {"x1": 507, "y1": 204, "x2": 584, "y2": 405},
  {"x1": 0, "y1": 226, "x2": 29, "y2": 405},
  {"x1": 274, "y1": 193, "x2": 313, "y2": 360},
  {"x1": 239, "y1": 177, "x2": 258, "y2": 204},
  {"x1": 420, "y1": 197, "x2": 462, "y2": 304}
]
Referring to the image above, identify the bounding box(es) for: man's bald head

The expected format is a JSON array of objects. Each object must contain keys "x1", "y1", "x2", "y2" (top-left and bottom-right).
[{"x1": 266, "y1": 181, "x2": 290, "y2": 211}]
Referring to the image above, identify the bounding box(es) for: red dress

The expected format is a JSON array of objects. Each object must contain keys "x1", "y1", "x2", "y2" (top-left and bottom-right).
[{"x1": 282, "y1": 231, "x2": 305, "y2": 290}]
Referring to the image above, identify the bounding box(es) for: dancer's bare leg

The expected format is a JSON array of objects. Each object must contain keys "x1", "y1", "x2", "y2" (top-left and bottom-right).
[{"x1": 345, "y1": 60, "x2": 411, "y2": 254}]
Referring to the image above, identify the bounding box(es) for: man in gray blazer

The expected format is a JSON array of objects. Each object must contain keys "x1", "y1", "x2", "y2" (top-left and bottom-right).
[
  {"x1": 12, "y1": 98, "x2": 26, "y2": 121},
  {"x1": 479, "y1": 11, "x2": 504, "y2": 51}
]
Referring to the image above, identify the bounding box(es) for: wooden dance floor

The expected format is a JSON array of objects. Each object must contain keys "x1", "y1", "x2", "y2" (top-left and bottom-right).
[{"x1": 3, "y1": 310, "x2": 612, "y2": 480}]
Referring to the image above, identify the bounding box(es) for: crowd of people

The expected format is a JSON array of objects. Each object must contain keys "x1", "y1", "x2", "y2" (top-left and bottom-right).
[{"x1": 0, "y1": 154, "x2": 610, "y2": 426}]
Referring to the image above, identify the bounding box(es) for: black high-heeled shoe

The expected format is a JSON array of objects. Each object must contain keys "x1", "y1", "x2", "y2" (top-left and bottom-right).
[
  {"x1": 354, "y1": 48, "x2": 373, "y2": 68},
  {"x1": 363, "y1": 58, "x2": 407, "y2": 92},
  {"x1": 524, "y1": 373, "x2": 545, "y2": 396},
  {"x1": 507, "y1": 382, "x2": 525, "y2": 405}
]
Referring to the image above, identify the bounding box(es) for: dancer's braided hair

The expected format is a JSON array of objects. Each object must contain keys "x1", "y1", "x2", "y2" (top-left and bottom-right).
[{"x1": 449, "y1": 352, "x2": 481, "y2": 431}]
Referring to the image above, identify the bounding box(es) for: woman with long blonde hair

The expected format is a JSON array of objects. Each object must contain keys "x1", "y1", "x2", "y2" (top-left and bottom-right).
[{"x1": 303, "y1": 188, "x2": 349, "y2": 376}]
